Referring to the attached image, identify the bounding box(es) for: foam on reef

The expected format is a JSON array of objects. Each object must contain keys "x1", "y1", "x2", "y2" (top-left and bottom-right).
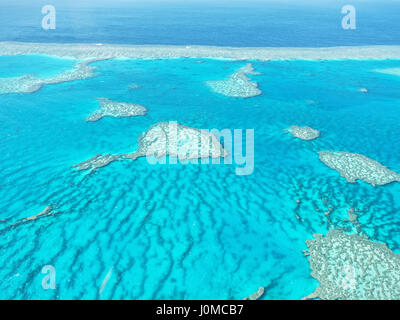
[
  {"x1": 206, "y1": 63, "x2": 262, "y2": 98},
  {"x1": 87, "y1": 98, "x2": 147, "y2": 122},
  {"x1": 303, "y1": 230, "x2": 400, "y2": 300},
  {"x1": 2, "y1": 42, "x2": 400, "y2": 60},
  {"x1": 319, "y1": 151, "x2": 400, "y2": 186},
  {"x1": 73, "y1": 122, "x2": 228, "y2": 172},
  {"x1": 0, "y1": 59, "x2": 98, "y2": 94},
  {"x1": 286, "y1": 125, "x2": 320, "y2": 141}
]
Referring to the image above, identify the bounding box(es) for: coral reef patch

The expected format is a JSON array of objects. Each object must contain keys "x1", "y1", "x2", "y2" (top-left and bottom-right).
[
  {"x1": 0, "y1": 75, "x2": 42, "y2": 94},
  {"x1": 0, "y1": 59, "x2": 99, "y2": 94},
  {"x1": 243, "y1": 287, "x2": 265, "y2": 300},
  {"x1": 303, "y1": 230, "x2": 400, "y2": 300},
  {"x1": 128, "y1": 84, "x2": 142, "y2": 90},
  {"x1": 128, "y1": 121, "x2": 228, "y2": 161},
  {"x1": 74, "y1": 122, "x2": 227, "y2": 172},
  {"x1": 206, "y1": 63, "x2": 262, "y2": 98},
  {"x1": 73, "y1": 154, "x2": 120, "y2": 172},
  {"x1": 0, "y1": 205, "x2": 53, "y2": 233},
  {"x1": 2, "y1": 42, "x2": 400, "y2": 60},
  {"x1": 87, "y1": 98, "x2": 147, "y2": 122},
  {"x1": 286, "y1": 125, "x2": 320, "y2": 141},
  {"x1": 319, "y1": 151, "x2": 400, "y2": 186}
]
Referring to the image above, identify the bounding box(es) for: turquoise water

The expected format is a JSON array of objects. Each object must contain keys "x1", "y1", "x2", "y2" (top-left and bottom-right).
[
  {"x1": 1, "y1": 55, "x2": 400, "y2": 299},
  {"x1": 0, "y1": 55, "x2": 76, "y2": 78}
]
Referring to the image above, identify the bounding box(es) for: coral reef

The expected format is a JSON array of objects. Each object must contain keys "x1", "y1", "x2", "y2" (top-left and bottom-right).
[
  {"x1": 0, "y1": 205, "x2": 53, "y2": 233},
  {"x1": 74, "y1": 122, "x2": 227, "y2": 172},
  {"x1": 206, "y1": 63, "x2": 262, "y2": 98},
  {"x1": 23, "y1": 205, "x2": 53, "y2": 222},
  {"x1": 303, "y1": 230, "x2": 400, "y2": 300},
  {"x1": 286, "y1": 125, "x2": 320, "y2": 141},
  {"x1": 128, "y1": 122, "x2": 228, "y2": 160},
  {"x1": 2, "y1": 42, "x2": 400, "y2": 60},
  {"x1": 128, "y1": 84, "x2": 142, "y2": 90},
  {"x1": 319, "y1": 151, "x2": 400, "y2": 186},
  {"x1": 243, "y1": 287, "x2": 265, "y2": 300},
  {"x1": 0, "y1": 59, "x2": 100, "y2": 94},
  {"x1": 0, "y1": 75, "x2": 42, "y2": 94},
  {"x1": 87, "y1": 98, "x2": 147, "y2": 122},
  {"x1": 72, "y1": 154, "x2": 120, "y2": 172},
  {"x1": 346, "y1": 207, "x2": 363, "y2": 235}
]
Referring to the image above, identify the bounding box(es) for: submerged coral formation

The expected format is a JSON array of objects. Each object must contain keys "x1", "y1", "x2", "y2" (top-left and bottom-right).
[
  {"x1": 0, "y1": 205, "x2": 53, "y2": 233},
  {"x1": 23, "y1": 205, "x2": 53, "y2": 222},
  {"x1": 72, "y1": 154, "x2": 120, "y2": 172},
  {"x1": 319, "y1": 151, "x2": 400, "y2": 186},
  {"x1": 286, "y1": 125, "x2": 320, "y2": 141},
  {"x1": 243, "y1": 287, "x2": 265, "y2": 300},
  {"x1": 0, "y1": 75, "x2": 42, "y2": 94},
  {"x1": 303, "y1": 230, "x2": 400, "y2": 300},
  {"x1": 87, "y1": 98, "x2": 147, "y2": 122},
  {"x1": 74, "y1": 122, "x2": 227, "y2": 172},
  {"x1": 128, "y1": 84, "x2": 142, "y2": 90},
  {"x1": 375, "y1": 68, "x2": 400, "y2": 77},
  {"x1": 2, "y1": 42, "x2": 400, "y2": 60},
  {"x1": 0, "y1": 59, "x2": 98, "y2": 94},
  {"x1": 206, "y1": 63, "x2": 262, "y2": 98},
  {"x1": 127, "y1": 121, "x2": 228, "y2": 161}
]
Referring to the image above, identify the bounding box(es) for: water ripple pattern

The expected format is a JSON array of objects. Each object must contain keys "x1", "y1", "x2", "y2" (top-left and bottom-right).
[{"x1": 1, "y1": 52, "x2": 400, "y2": 299}]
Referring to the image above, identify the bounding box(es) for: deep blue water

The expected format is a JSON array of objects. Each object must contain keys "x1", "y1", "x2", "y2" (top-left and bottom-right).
[{"x1": 0, "y1": 0, "x2": 399, "y2": 47}]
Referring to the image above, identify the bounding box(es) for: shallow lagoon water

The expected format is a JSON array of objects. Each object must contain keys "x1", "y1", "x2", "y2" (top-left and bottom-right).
[
  {"x1": 0, "y1": 54, "x2": 76, "y2": 78},
  {"x1": 1, "y1": 55, "x2": 400, "y2": 299}
]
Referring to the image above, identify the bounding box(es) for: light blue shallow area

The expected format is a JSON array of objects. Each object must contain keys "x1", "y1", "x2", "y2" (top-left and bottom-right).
[
  {"x1": 1, "y1": 55, "x2": 400, "y2": 299},
  {"x1": 0, "y1": 54, "x2": 77, "y2": 78}
]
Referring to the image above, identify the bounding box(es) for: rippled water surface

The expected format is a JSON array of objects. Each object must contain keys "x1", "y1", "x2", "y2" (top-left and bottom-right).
[
  {"x1": 1, "y1": 55, "x2": 400, "y2": 299},
  {"x1": 1, "y1": 0, "x2": 400, "y2": 47}
]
